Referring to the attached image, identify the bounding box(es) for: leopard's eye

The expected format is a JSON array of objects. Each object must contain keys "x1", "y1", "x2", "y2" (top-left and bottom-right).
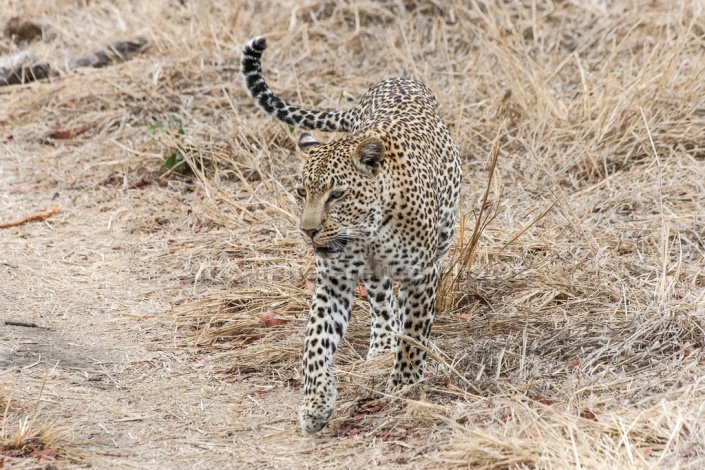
[
  {"x1": 295, "y1": 188, "x2": 307, "y2": 198},
  {"x1": 328, "y1": 189, "x2": 345, "y2": 201}
]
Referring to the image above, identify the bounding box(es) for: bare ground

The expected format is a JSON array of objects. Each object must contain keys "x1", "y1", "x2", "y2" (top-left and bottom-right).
[{"x1": 2, "y1": 0, "x2": 705, "y2": 468}]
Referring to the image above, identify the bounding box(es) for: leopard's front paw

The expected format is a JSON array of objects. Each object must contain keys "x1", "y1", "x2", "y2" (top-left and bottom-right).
[
  {"x1": 299, "y1": 389, "x2": 337, "y2": 433},
  {"x1": 386, "y1": 368, "x2": 423, "y2": 394}
]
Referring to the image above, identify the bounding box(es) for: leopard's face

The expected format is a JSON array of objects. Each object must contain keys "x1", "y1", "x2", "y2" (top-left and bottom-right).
[{"x1": 294, "y1": 133, "x2": 385, "y2": 257}]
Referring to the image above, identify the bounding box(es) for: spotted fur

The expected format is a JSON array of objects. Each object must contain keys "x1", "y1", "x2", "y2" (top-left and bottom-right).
[{"x1": 241, "y1": 36, "x2": 462, "y2": 433}]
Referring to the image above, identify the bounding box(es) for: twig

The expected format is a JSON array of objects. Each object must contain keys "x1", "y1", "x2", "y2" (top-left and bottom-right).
[
  {"x1": 23, "y1": 357, "x2": 43, "y2": 370},
  {"x1": 5, "y1": 320, "x2": 39, "y2": 328},
  {"x1": 0, "y1": 206, "x2": 60, "y2": 228},
  {"x1": 397, "y1": 334, "x2": 482, "y2": 394}
]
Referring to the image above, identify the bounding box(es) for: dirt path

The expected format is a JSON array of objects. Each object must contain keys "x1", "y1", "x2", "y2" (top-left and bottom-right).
[{"x1": 0, "y1": 147, "x2": 235, "y2": 467}]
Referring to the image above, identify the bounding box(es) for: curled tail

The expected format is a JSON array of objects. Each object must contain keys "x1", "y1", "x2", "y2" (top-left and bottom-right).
[{"x1": 241, "y1": 37, "x2": 355, "y2": 132}]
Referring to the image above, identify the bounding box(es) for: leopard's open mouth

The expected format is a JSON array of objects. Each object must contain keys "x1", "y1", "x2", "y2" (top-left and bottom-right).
[{"x1": 313, "y1": 237, "x2": 348, "y2": 255}]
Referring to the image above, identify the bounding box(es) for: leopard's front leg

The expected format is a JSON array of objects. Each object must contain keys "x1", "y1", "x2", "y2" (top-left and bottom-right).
[
  {"x1": 388, "y1": 263, "x2": 439, "y2": 392},
  {"x1": 362, "y1": 273, "x2": 398, "y2": 359},
  {"x1": 299, "y1": 259, "x2": 357, "y2": 433}
]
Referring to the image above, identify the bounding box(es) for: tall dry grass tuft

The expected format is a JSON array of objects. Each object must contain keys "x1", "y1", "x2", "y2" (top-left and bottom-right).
[
  {"x1": 0, "y1": 384, "x2": 78, "y2": 467},
  {"x1": 438, "y1": 121, "x2": 505, "y2": 313}
]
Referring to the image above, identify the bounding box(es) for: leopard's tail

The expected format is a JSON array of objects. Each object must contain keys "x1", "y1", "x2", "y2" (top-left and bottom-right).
[{"x1": 241, "y1": 37, "x2": 355, "y2": 132}]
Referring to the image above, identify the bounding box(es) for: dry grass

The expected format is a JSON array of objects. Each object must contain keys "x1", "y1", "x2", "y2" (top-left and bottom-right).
[
  {"x1": 1, "y1": 0, "x2": 704, "y2": 468},
  {"x1": 0, "y1": 380, "x2": 86, "y2": 468}
]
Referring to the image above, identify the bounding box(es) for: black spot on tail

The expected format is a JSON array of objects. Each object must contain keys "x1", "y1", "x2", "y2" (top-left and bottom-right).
[{"x1": 240, "y1": 36, "x2": 355, "y2": 132}]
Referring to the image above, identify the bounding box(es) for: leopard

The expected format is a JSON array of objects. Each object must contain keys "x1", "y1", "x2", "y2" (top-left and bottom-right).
[{"x1": 241, "y1": 36, "x2": 462, "y2": 433}]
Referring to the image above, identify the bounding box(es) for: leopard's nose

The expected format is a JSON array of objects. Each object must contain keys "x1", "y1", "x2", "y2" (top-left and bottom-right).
[{"x1": 302, "y1": 228, "x2": 319, "y2": 240}]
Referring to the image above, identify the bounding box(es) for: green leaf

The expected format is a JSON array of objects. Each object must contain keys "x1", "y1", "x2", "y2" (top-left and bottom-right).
[
  {"x1": 148, "y1": 123, "x2": 168, "y2": 132},
  {"x1": 164, "y1": 153, "x2": 188, "y2": 174}
]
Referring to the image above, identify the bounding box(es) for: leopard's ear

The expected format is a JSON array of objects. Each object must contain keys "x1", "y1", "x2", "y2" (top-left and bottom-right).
[
  {"x1": 354, "y1": 137, "x2": 385, "y2": 172},
  {"x1": 298, "y1": 133, "x2": 319, "y2": 155}
]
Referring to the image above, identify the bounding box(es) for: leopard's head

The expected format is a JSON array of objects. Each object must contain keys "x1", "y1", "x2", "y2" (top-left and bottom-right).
[{"x1": 294, "y1": 132, "x2": 385, "y2": 257}]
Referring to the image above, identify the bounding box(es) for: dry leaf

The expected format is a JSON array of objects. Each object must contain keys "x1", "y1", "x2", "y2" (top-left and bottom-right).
[
  {"x1": 354, "y1": 403, "x2": 386, "y2": 419},
  {"x1": 29, "y1": 448, "x2": 57, "y2": 460},
  {"x1": 49, "y1": 121, "x2": 72, "y2": 140},
  {"x1": 259, "y1": 313, "x2": 287, "y2": 328},
  {"x1": 336, "y1": 425, "x2": 362, "y2": 438},
  {"x1": 48, "y1": 128, "x2": 72, "y2": 139},
  {"x1": 528, "y1": 394, "x2": 557, "y2": 406}
]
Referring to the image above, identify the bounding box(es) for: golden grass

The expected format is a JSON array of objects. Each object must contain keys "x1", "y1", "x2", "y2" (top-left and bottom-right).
[
  {"x1": 2, "y1": 0, "x2": 704, "y2": 467},
  {"x1": 0, "y1": 382, "x2": 84, "y2": 468}
]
